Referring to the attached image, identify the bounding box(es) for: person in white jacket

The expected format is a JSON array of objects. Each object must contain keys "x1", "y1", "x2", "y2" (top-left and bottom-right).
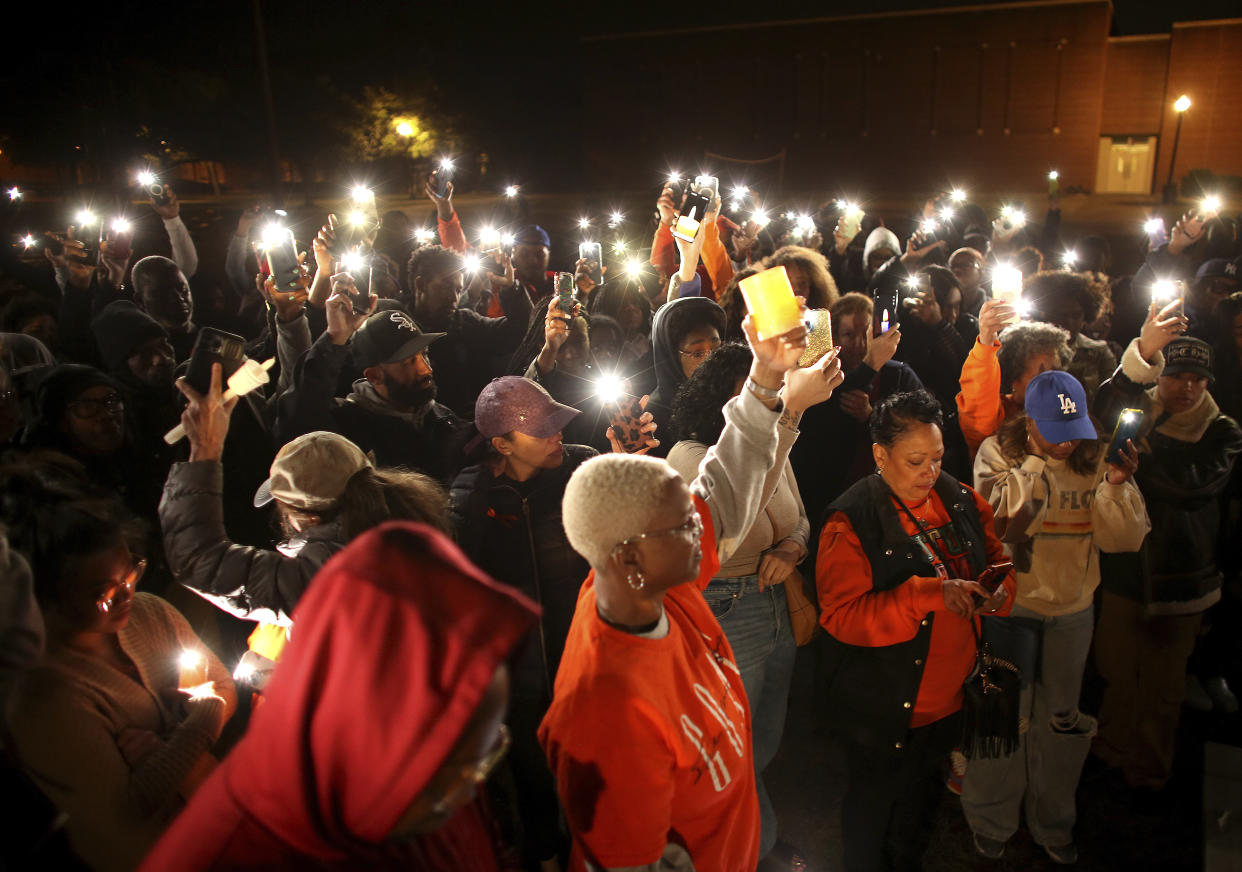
[{"x1": 963, "y1": 369, "x2": 1149, "y2": 865}]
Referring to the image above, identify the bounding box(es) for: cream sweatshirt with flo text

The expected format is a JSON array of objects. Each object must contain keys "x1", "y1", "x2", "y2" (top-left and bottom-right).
[{"x1": 974, "y1": 437, "x2": 1150, "y2": 617}]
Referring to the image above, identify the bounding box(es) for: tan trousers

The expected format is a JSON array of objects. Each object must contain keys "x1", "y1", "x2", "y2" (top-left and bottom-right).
[{"x1": 1093, "y1": 590, "x2": 1202, "y2": 789}]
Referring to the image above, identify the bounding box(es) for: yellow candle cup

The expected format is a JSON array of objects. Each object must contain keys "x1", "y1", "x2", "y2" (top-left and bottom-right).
[{"x1": 740, "y1": 266, "x2": 803, "y2": 341}]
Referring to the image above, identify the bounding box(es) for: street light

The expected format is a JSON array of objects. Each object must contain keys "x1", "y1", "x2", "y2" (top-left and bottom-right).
[
  {"x1": 1163, "y1": 95, "x2": 1192, "y2": 203},
  {"x1": 396, "y1": 121, "x2": 414, "y2": 137}
]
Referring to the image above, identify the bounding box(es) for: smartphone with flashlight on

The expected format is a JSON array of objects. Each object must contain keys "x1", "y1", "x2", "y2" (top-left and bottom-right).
[
  {"x1": 672, "y1": 189, "x2": 712, "y2": 243},
  {"x1": 147, "y1": 182, "x2": 172, "y2": 208},
  {"x1": 693, "y1": 175, "x2": 719, "y2": 202},
  {"x1": 266, "y1": 229, "x2": 303, "y2": 293},
  {"x1": 1143, "y1": 217, "x2": 1168, "y2": 250},
  {"x1": 339, "y1": 250, "x2": 375, "y2": 315},
  {"x1": 99, "y1": 219, "x2": 133, "y2": 263},
  {"x1": 1106, "y1": 408, "x2": 1143, "y2": 465},
  {"x1": 431, "y1": 164, "x2": 454, "y2": 199},
  {"x1": 578, "y1": 242, "x2": 603, "y2": 287}
]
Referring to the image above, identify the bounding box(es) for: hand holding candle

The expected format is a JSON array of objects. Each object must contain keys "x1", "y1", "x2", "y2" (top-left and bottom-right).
[
  {"x1": 178, "y1": 649, "x2": 208, "y2": 690},
  {"x1": 166, "y1": 358, "x2": 274, "y2": 446},
  {"x1": 739, "y1": 266, "x2": 804, "y2": 341}
]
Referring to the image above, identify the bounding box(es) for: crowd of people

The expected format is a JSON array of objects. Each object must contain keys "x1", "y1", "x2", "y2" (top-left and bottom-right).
[{"x1": 0, "y1": 165, "x2": 1239, "y2": 872}]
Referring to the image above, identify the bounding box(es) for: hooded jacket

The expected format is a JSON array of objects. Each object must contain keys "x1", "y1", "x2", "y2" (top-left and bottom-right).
[
  {"x1": 862, "y1": 227, "x2": 902, "y2": 278},
  {"x1": 140, "y1": 522, "x2": 541, "y2": 871},
  {"x1": 647, "y1": 297, "x2": 726, "y2": 456}
]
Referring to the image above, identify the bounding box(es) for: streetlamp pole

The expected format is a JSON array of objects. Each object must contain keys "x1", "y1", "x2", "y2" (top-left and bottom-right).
[{"x1": 1162, "y1": 95, "x2": 1191, "y2": 203}]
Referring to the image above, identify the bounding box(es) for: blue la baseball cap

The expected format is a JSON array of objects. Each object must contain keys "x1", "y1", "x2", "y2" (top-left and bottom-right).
[
  {"x1": 513, "y1": 225, "x2": 551, "y2": 248},
  {"x1": 1024, "y1": 370, "x2": 1097, "y2": 444}
]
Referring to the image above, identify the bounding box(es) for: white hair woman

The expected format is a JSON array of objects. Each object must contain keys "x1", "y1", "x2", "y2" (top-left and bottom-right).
[{"x1": 538, "y1": 314, "x2": 821, "y2": 872}]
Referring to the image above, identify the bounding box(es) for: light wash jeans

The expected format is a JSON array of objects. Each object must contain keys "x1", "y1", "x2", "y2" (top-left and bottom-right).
[
  {"x1": 702, "y1": 574, "x2": 797, "y2": 858},
  {"x1": 962, "y1": 603, "x2": 1097, "y2": 848}
]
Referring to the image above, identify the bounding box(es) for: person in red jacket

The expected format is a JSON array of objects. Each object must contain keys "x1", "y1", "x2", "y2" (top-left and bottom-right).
[
  {"x1": 816, "y1": 390, "x2": 1014, "y2": 872},
  {"x1": 140, "y1": 522, "x2": 539, "y2": 872}
]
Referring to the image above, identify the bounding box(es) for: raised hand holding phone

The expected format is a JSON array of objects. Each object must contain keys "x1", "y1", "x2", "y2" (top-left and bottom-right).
[
  {"x1": 1137, "y1": 299, "x2": 1187, "y2": 360},
  {"x1": 325, "y1": 275, "x2": 377, "y2": 345},
  {"x1": 150, "y1": 184, "x2": 179, "y2": 220},
  {"x1": 977, "y1": 299, "x2": 1017, "y2": 346}
]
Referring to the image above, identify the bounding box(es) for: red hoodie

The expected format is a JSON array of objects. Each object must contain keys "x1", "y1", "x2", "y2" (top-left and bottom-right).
[{"x1": 140, "y1": 523, "x2": 540, "y2": 871}]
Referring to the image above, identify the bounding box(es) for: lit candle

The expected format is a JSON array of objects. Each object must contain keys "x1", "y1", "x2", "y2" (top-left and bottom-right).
[
  {"x1": 880, "y1": 309, "x2": 891, "y2": 333},
  {"x1": 739, "y1": 266, "x2": 804, "y2": 341},
  {"x1": 178, "y1": 648, "x2": 207, "y2": 689}
]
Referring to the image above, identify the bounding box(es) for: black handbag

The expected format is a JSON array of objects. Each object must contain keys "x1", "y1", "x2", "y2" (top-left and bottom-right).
[
  {"x1": 881, "y1": 479, "x2": 1023, "y2": 760},
  {"x1": 961, "y1": 617, "x2": 1022, "y2": 759}
]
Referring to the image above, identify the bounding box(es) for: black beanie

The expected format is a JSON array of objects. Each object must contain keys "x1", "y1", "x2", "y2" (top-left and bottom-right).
[{"x1": 91, "y1": 301, "x2": 168, "y2": 374}]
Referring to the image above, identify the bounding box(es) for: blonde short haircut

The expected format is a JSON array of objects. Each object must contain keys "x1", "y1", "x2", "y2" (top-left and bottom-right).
[{"x1": 562, "y1": 454, "x2": 680, "y2": 569}]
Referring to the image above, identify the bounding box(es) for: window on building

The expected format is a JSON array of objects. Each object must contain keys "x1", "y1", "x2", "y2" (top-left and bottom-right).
[{"x1": 1096, "y1": 136, "x2": 1157, "y2": 194}]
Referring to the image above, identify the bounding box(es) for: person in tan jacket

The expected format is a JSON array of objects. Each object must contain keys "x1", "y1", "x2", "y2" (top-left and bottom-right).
[
  {"x1": 2, "y1": 475, "x2": 235, "y2": 872},
  {"x1": 964, "y1": 370, "x2": 1148, "y2": 865}
]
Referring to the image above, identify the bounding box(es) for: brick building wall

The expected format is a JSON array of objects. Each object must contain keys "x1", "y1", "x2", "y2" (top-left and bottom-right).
[{"x1": 583, "y1": 1, "x2": 1241, "y2": 199}]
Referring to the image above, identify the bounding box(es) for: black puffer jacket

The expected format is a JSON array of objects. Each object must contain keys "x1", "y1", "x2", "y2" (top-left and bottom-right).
[
  {"x1": 160, "y1": 460, "x2": 345, "y2": 623},
  {"x1": 1095, "y1": 342, "x2": 1242, "y2": 615},
  {"x1": 449, "y1": 444, "x2": 597, "y2": 702}
]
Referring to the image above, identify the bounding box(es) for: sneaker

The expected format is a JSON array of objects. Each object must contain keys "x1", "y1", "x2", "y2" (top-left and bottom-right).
[
  {"x1": 1185, "y1": 675, "x2": 1213, "y2": 712},
  {"x1": 946, "y1": 749, "x2": 967, "y2": 795},
  {"x1": 972, "y1": 832, "x2": 1006, "y2": 859},
  {"x1": 1203, "y1": 676, "x2": 1240, "y2": 714},
  {"x1": 1044, "y1": 842, "x2": 1079, "y2": 864}
]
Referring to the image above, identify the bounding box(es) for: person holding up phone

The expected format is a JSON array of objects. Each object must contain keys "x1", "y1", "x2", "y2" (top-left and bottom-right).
[
  {"x1": 539, "y1": 311, "x2": 809, "y2": 872},
  {"x1": 1091, "y1": 320, "x2": 1242, "y2": 796},
  {"x1": 665, "y1": 341, "x2": 841, "y2": 863},
  {"x1": 964, "y1": 370, "x2": 1147, "y2": 864}
]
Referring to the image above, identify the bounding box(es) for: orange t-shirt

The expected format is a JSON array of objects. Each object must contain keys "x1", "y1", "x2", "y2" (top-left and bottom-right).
[
  {"x1": 538, "y1": 496, "x2": 760, "y2": 872},
  {"x1": 816, "y1": 487, "x2": 1013, "y2": 727}
]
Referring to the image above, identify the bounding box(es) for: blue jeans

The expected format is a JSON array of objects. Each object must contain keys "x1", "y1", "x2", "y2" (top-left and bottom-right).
[{"x1": 702, "y1": 574, "x2": 797, "y2": 857}]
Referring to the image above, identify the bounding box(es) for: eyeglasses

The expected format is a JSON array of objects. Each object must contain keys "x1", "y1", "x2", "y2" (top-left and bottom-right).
[
  {"x1": 613, "y1": 510, "x2": 704, "y2": 551},
  {"x1": 67, "y1": 393, "x2": 124, "y2": 420},
  {"x1": 95, "y1": 557, "x2": 146, "y2": 614},
  {"x1": 678, "y1": 340, "x2": 722, "y2": 362},
  {"x1": 431, "y1": 724, "x2": 512, "y2": 814},
  {"x1": 0, "y1": 390, "x2": 15, "y2": 405}
]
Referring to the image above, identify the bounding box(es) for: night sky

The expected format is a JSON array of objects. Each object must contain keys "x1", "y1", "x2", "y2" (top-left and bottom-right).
[{"x1": 1, "y1": 0, "x2": 1237, "y2": 189}]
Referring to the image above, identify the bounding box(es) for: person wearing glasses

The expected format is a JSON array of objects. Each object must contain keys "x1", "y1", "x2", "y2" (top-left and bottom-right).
[
  {"x1": 540, "y1": 313, "x2": 810, "y2": 872},
  {"x1": 18, "y1": 364, "x2": 168, "y2": 524},
  {"x1": 2, "y1": 479, "x2": 235, "y2": 872},
  {"x1": 140, "y1": 522, "x2": 540, "y2": 872},
  {"x1": 645, "y1": 295, "x2": 727, "y2": 458},
  {"x1": 666, "y1": 341, "x2": 842, "y2": 863}
]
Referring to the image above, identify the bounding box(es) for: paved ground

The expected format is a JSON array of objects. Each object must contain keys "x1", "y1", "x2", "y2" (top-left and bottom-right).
[{"x1": 763, "y1": 635, "x2": 1239, "y2": 871}]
